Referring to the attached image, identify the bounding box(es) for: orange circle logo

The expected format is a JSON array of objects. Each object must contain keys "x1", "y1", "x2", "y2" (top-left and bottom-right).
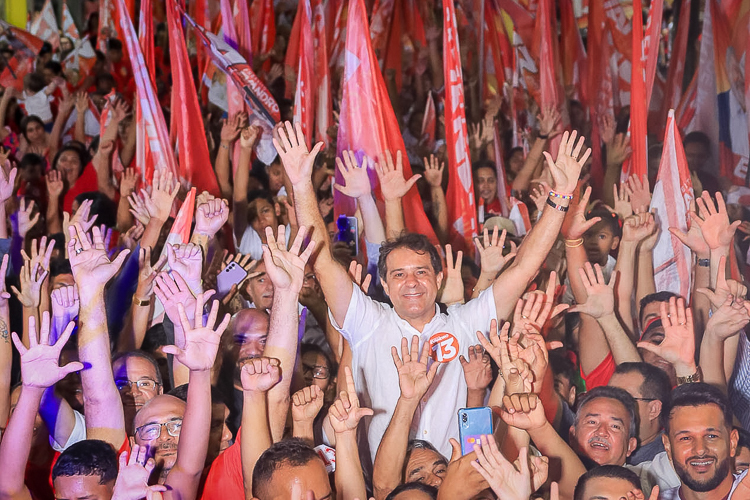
[{"x1": 429, "y1": 332, "x2": 459, "y2": 363}]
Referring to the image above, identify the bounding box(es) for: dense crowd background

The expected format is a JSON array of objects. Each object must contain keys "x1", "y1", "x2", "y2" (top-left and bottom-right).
[{"x1": 0, "y1": 0, "x2": 749, "y2": 499}]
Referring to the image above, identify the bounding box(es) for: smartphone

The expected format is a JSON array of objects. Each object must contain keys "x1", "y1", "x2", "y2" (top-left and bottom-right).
[
  {"x1": 216, "y1": 261, "x2": 248, "y2": 298},
  {"x1": 458, "y1": 407, "x2": 494, "y2": 455},
  {"x1": 336, "y1": 215, "x2": 358, "y2": 256}
]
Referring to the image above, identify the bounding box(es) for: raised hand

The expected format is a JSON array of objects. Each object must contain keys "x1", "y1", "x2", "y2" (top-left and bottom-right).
[
  {"x1": 328, "y1": 366, "x2": 374, "y2": 435},
  {"x1": 51, "y1": 285, "x2": 79, "y2": 320},
  {"x1": 693, "y1": 191, "x2": 740, "y2": 250},
  {"x1": 194, "y1": 197, "x2": 229, "y2": 238},
  {"x1": 704, "y1": 295, "x2": 750, "y2": 340},
  {"x1": 569, "y1": 263, "x2": 617, "y2": 319},
  {"x1": 118, "y1": 224, "x2": 144, "y2": 251},
  {"x1": 167, "y1": 243, "x2": 203, "y2": 286},
  {"x1": 162, "y1": 291, "x2": 230, "y2": 372},
  {"x1": 23, "y1": 236, "x2": 55, "y2": 275},
  {"x1": 111, "y1": 98, "x2": 131, "y2": 123},
  {"x1": 375, "y1": 150, "x2": 421, "y2": 201},
  {"x1": 143, "y1": 169, "x2": 179, "y2": 222},
  {"x1": 537, "y1": 104, "x2": 561, "y2": 139},
  {"x1": 474, "y1": 227, "x2": 517, "y2": 276},
  {"x1": 153, "y1": 270, "x2": 197, "y2": 330},
  {"x1": 637, "y1": 297, "x2": 696, "y2": 375},
  {"x1": 391, "y1": 335, "x2": 440, "y2": 402},
  {"x1": 667, "y1": 201, "x2": 708, "y2": 257},
  {"x1": 134, "y1": 247, "x2": 166, "y2": 303},
  {"x1": 697, "y1": 255, "x2": 748, "y2": 311},
  {"x1": 127, "y1": 192, "x2": 151, "y2": 226},
  {"x1": 476, "y1": 320, "x2": 533, "y2": 394},
  {"x1": 423, "y1": 155, "x2": 445, "y2": 188},
  {"x1": 111, "y1": 445, "x2": 167, "y2": 500},
  {"x1": 74, "y1": 91, "x2": 88, "y2": 115},
  {"x1": 292, "y1": 385, "x2": 325, "y2": 424},
  {"x1": 67, "y1": 199, "x2": 98, "y2": 234},
  {"x1": 625, "y1": 175, "x2": 651, "y2": 213},
  {"x1": 273, "y1": 121, "x2": 324, "y2": 185},
  {"x1": 606, "y1": 134, "x2": 631, "y2": 167},
  {"x1": 542, "y1": 130, "x2": 591, "y2": 195},
  {"x1": 472, "y1": 438, "x2": 534, "y2": 500},
  {"x1": 499, "y1": 392, "x2": 547, "y2": 431},
  {"x1": 530, "y1": 181, "x2": 552, "y2": 215},
  {"x1": 511, "y1": 272, "x2": 568, "y2": 337},
  {"x1": 561, "y1": 186, "x2": 600, "y2": 240},
  {"x1": 0, "y1": 165, "x2": 16, "y2": 203},
  {"x1": 459, "y1": 345, "x2": 493, "y2": 392},
  {"x1": 334, "y1": 150, "x2": 372, "y2": 200},
  {"x1": 262, "y1": 225, "x2": 316, "y2": 293},
  {"x1": 612, "y1": 183, "x2": 633, "y2": 220},
  {"x1": 347, "y1": 260, "x2": 372, "y2": 293},
  {"x1": 120, "y1": 167, "x2": 138, "y2": 197},
  {"x1": 621, "y1": 212, "x2": 657, "y2": 247},
  {"x1": 17, "y1": 198, "x2": 40, "y2": 238},
  {"x1": 239, "y1": 125, "x2": 261, "y2": 151},
  {"x1": 220, "y1": 112, "x2": 244, "y2": 144},
  {"x1": 439, "y1": 244, "x2": 464, "y2": 305},
  {"x1": 10, "y1": 261, "x2": 47, "y2": 308},
  {"x1": 68, "y1": 224, "x2": 130, "y2": 294},
  {"x1": 13, "y1": 313, "x2": 83, "y2": 389},
  {"x1": 240, "y1": 357, "x2": 281, "y2": 393}
]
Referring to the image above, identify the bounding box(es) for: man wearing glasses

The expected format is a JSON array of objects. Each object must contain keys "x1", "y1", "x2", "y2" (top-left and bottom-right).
[
  {"x1": 112, "y1": 351, "x2": 164, "y2": 435},
  {"x1": 133, "y1": 395, "x2": 186, "y2": 483},
  {"x1": 608, "y1": 362, "x2": 673, "y2": 464}
]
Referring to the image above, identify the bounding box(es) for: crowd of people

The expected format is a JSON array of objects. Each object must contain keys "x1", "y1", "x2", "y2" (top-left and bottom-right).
[{"x1": 0, "y1": 1, "x2": 749, "y2": 499}]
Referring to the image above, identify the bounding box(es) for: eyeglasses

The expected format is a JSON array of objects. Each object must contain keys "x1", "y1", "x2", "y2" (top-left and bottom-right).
[
  {"x1": 302, "y1": 363, "x2": 330, "y2": 380},
  {"x1": 115, "y1": 379, "x2": 159, "y2": 392},
  {"x1": 135, "y1": 419, "x2": 183, "y2": 441}
]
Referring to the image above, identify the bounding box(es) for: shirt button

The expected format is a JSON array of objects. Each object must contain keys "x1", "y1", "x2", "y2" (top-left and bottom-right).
[{"x1": 423, "y1": 430, "x2": 428, "y2": 435}]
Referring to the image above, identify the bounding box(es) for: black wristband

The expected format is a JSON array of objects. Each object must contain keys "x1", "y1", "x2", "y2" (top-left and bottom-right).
[
  {"x1": 546, "y1": 197, "x2": 569, "y2": 212},
  {"x1": 538, "y1": 133, "x2": 549, "y2": 139},
  {"x1": 697, "y1": 258, "x2": 710, "y2": 267}
]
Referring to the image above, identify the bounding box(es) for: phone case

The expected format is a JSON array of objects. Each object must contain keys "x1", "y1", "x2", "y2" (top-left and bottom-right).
[
  {"x1": 217, "y1": 261, "x2": 249, "y2": 297},
  {"x1": 336, "y1": 216, "x2": 359, "y2": 256},
  {"x1": 458, "y1": 407, "x2": 493, "y2": 455}
]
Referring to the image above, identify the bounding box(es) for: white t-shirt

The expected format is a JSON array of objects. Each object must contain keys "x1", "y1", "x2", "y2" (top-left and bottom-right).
[
  {"x1": 330, "y1": 285, "x2": 498, "y2": 461},
  {"x1": 626, "y1": 450, "x2": 681, "y2": 495},
  {"x1": 237, "y1": 224, "x2": 291, "y2": 260},
  {"x1": 22, "y1": 89, "x2": 54, "y2": 123}
]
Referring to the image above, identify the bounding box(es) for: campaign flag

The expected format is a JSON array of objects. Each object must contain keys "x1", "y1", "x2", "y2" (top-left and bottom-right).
[
  {"x1": 329, "y1": 0, "x2": 347, "y2": 75},
  {"x1": 138, "y1": 0, "x2": 155, "y2": 86},
  {"x1": 493, "y1": 121, "x2": 510, "y2": 217},
  {"x1": 421, "y1": 92, "x2": 436, "y2": 147},
  {"x1": 293, "y1": 0, "x2": 315, "y2": 148},
  {"x1": 62, "y1": 0, "x2": 80, "y2": 40},
  {"x1": 285, "y1": 0, "x2": 303, "y2": 99},
  {"x1": 98, "y1": 0, "x2": 116, "y2": 52},
  {"x1": 235, "y1": 0, "x2": 254, "y2": 64},
  {"x1": 661, "y1": 0, "x2": 691, "y2": 135},
  {"x1": 183, "y1": 8, "x2": 281, "y2": 165},
  {"x1": 167, "y1": 188, "x2": 197, "y2": 246},
  {"x1": 165, "y1": 0, "x2": 220, "y2": 197},
  {"x1": 509, "y1": 198, "x2": 531, "y2": 236},
  {"x1": 336, "y1": 0, "x2": 437, "y2": 244},
  {"x1": 559, "y1": 0, "x2": 587, "y2": 104},
  {"x1": 643, "y1": 0, "x2": 664, "y2": 105},
  {"x1": 443, "y1": 0, "x2": 478, "y2": 252},
  {"x1": 483, "y1": 0, "x2": 514, "y2": 102},
  {"x1": 312, "y1": 0, "x2": 333, "y2": 147},
  {"x1": 29, "y1": 0, "x2": 60, "y2": 50},
  {"x1": 603, "y1": 0, "x2": 632, "y2": 107},
  {"x1": 623, "y1": 0, "x2": 648, "y2": 182},
  {"x1": 650, "y1": 110, "x2": 694, "y2": 300},
  {"x1": 370, "y1": 0, "x2": 396, "y2": 67},
  {"x1": 61, "y1": 36, "x2": 97, "y2": 81},
  {"x1": 115, "y1": 0, "x2": 178, "y2": 185},
  {"x1": 251, "y1": 0, "x2": 276, "y2": 73},
  {"x1": 0, "y1": 22, "x2": 44, "y2": 91}
]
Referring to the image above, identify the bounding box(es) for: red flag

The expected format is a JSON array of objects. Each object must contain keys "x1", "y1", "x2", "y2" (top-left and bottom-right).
[
  {"x1": 235, "y1": 0, "x2": 254, "y2": 64},
  {"x1": 661, "y1": 0, "x2": 690, "y2": 135},
  {"x1": 62, "y1": 0, "x2": 80, "y2": 40},
  {"x1": 336, "y1": 0, "x2": 437, "y2": 244},
  {"x1": 650, "y1": 110, "x2": 694, "y2": 299},
  {"x1": 138, "y1": 0, "x2": 155, "y2": 86},
  {"x1": 115, "y1": 0, "x2": 178, "y2": 185},
  {"x1": 421, "y1": 92, "x2": 436, "y2": 147},
  {"x1": 370, "y1": 0, "x2": 396, "y2": 66},
  {"x1": 165, "y1": 0, "x2": 220, "y2": 197},
  {"x1": 285, "y1": 0, "x2": 303, "y2": 99},
  {"x1": 312, "y1": 0, "x2": 333, "y2": 147},
  {"x1": 98, "y1": 0, "x2": 116, "y2": 52},
  {"x1": 383, "y1": 0, "x2": 404, "y2": 91},
  {"x1": 30, "y1": 0, "x2": 60, "y2": 50},
  {"x1": 688, "y1": 0, "x2": 719, "y2": 163},
  {"x1": 167, "y1": 188, "x2": 197, "y2": 246},
  {"x1": 251, "y1": 0, "x2": 276, "y2": 72},
  {"x1": 443, "y1": 0, "x2": 477, "y2": 252},
  {"x1": 603, "y1": 0, "x2": 633, "y2": 107},
  {"x1": 622, "y1": 0, "x2": 648, "y2": 183},
  {"x1": 559, "y1": 0, "x2": 587, "y2": 104},
  {"x1": 61, "y1": 36, "x2": 97, "y2": 84},
  {"x1": 0, "y1": 22, "x2": 43, "y2": 91},
  {"x1": 329, "y1": 0, "x2": 348, "y2": 75},
  {"x1": 293, "y1": 0, "x2": 315, "y2": 148},
  {"x1": 493, "y1": 121, "x2": 510, "y2": 217},
  {"x1": 643, "y1": 0, "x2": 664, "y2": 105}
]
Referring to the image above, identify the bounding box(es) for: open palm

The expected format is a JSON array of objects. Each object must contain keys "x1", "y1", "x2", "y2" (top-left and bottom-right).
[
  {"x1": 262, "y1": 225, "x2": 316, "y2": 292},
  {"x1": 14, "y1": 313, "x2": 82, "y2": 389},
  {"x1": 391, "y1": 335, "x2": 440, "y2": 401},
  {"x1": 273, "y1": 121, "x2": 324, "y2": 185}
]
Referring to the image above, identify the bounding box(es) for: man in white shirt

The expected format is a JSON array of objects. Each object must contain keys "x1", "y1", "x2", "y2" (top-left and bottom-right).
[{"x1": 276, "y1": 121, "x2": 590, "y2": 460}]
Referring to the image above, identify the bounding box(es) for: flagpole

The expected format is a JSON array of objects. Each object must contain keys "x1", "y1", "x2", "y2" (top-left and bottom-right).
[{"x1": 478, "y1": 0, "x2": 485, "y2": 105}]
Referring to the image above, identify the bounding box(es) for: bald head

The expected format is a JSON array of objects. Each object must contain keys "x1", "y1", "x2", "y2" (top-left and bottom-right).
[{"x1": 230, "y1": 309, "x2": 270, "y2": 361}]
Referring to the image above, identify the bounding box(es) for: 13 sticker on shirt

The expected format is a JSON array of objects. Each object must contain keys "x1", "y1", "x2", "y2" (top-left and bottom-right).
[{"x1": 429, "y1": 332, "x2": 459, "y2": 363}]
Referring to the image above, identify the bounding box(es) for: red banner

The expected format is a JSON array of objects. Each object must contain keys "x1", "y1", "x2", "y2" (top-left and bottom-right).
[
  {"x1": 661, "y1": 0, "x2": 690, "y2": 136},
  {"x1": 559, "y1": 0, "x2": 587, "y2": 104},
  {"x1": 138, "y1": 0, "x2": 155, "y2": 87},
  {"x1": 235, "y1": 0, "x2": 254, "y2": 64},
  {"x1": 493, "y1": 121, "x2": 510, "y2": 217},
  {"x1": 30, "y1": 0, "x2": 60, "y2": 50},
  {"x1": 62, "y1": 0, "x2": 80, "y2": 40},
  {"x1": 251, "y1": 0, "x2": 276, "y2": 73},
  {"x1": 625, "y1": 0, "x2": 648, "y2": 182},
  {"x1": 293, "y1": 0, "x2": 315, "y2": 148},
  {"x1": 443, "y1": 0, "x2": 477, "y2": 252},
  {"x1": 312, "y1": 0, "x2": 333, "y2": 147},
  {"x1": 284, "y1": 0, "x2": 303, "y2": 99}
]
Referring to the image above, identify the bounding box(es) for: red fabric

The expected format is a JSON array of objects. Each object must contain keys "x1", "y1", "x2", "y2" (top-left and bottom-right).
[
  {"x1": 284, "y1": 1, "x2": 303, "y2": 100},
  {"x1": 661, "y1": 0, "x2": 691, "y2": 137},
  {"x1": 312, "y1": 0, "x2": 333, "y2": 148},
  {"x1": 443, "y1": 0, "x2": 477, "y2": 254},
  {"x1": 625, "y1": 0, "x2": 648, "y2": 183},
  {"x1": 250, "y1": 0, "x2": 276, "y2": 73},
  {"x1": 293, "y1": 0, "x2": 315, "y2": 149},
  {"x1": 25, "y1": 452, "x2": 55, "y2": 500},
  {"x1": 235, "y1": 0, "x2": 254, "y2": 64},
  {"x1": 63, "y1": 162, "x2": 100, "y2": 213},
  {"x1": 559, "y1": 0, "x2": 587, "y2": 104},
  {"x1": 581, "y1": 352, "x2": 615, "y2": 390},
  {"x1": 201, "y1": 431, "x2": 243, "y2": 500},
  {"x1": 166, "y1": 0, "x2": 220, "y2": 197},
  {"x1": 138, "y1": 0, "x2": 155, "y2": 87}
]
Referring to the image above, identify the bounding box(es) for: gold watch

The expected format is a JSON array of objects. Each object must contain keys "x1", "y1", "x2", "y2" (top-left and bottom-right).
[
  {"x1": 133, "y1": 296, "x2": 151, "y2": 307},
  {"x1": 676, "y1": 366, "x2": 703, "y2": 385}
]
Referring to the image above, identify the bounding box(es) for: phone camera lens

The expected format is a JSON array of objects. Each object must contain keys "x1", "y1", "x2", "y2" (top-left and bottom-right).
[{"x1": 462, "y1": 414, "x2": 467, "y2": 423}]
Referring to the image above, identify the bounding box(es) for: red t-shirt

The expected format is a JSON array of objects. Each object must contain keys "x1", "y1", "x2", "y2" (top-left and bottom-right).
[
  {"x1": 201, "y1": 430, "x2": 244, "y2": 500},
  {"x1": 580, "y1": 352, "x2": 615, "y2": 390},
  {"x1": 63, "y1": 162, "x2": 100, "y2": 213}
]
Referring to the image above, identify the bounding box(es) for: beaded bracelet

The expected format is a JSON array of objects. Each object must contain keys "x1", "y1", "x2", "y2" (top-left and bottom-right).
[
  {"x1": 546, "y1": 198, "x2": 569, "y2": 212},
  {"x1": 548, "y1": 190, "x2": 573, "y2": 200}
]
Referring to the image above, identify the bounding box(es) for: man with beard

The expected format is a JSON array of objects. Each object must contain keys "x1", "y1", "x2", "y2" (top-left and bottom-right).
[{"x1": 661, "y1": 383, "x2": 747, "y2": 500}]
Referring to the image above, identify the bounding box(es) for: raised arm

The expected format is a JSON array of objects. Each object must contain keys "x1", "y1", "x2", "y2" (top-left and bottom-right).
[
  {"x1": 375, "y1": 150, "x2": 420, "y2": 241},
  {"x1": 472, "y1": 228, "x2": 517, "y2": 299},
  {"x1": 261, "y1": 224, "x2": 316, "y2": 442},
  {"x1": 91, "y1": 139, "x2": 117, "y2": 200},
  {"x1": 162, "y1": 293, "x2": 230, "y2": 500},
  {"x1": 73, "y1": 92, "x2": 89, "y2": 144},
  {"x1": 0, "y1": 255, "x2": 10, "y2": 434},
  {"x1": 48, "y1": 95, "x2": 75, "y2": 160},
  {"x1": 216, "y1": 113, "x2": 246, "y2": 200},
  {"x1": 117, "y1": 247, "x2": 164, "y2": 352},
  {"x1": 68, "y1": 224, "x2": 130, "y2": 448},
  {"x1": 615, "y1": 213, "x2": 656, "y2": 336},
  {"x1": 274, "y1": 122, "x2": 352, "y2": 326},
  {"x1": 191, "y1": 197, "x2": 229, "y2": 258},
  {"x1": 138, "y1": 169, "x2": 180, "y2": 250},
  {"x1": 494, "y1": 132, "x2": 590, "y2": 320},
  {"x1": 373, "y1": 337, "x2": 440, "y2": 500},
  {"x1": 116, "y1": 168, "x2": 138, "y2": 232},
  {"x1": 232, "y1": 126, "x2": 260, "y2": 243},
  {"x1": 698, "y1": 295, "x2": 750, "y2": 391},
  {"x1": 423, "y1": 155, "x2": 448, "y2": 245},
  {"x1": 0, "y1": 314, "x2": 81, "y2": 500},
  {"x1": 333, "y1": 150, "x2": 387, "y2": 245}
]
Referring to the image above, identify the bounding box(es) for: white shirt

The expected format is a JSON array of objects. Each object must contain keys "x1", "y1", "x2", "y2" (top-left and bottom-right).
[
  {"x1": 22, "y1": 89, "x2": 54, "y2": 123},
  {"x1": 330, "y1": 285, "x2": 498, "y2": 461},
  {"x1": 626, "y1": 450, "x2": 681, "y2": 495},
  {"x1": 237, "y1": 224, "x2": 291, "y2": 260},
  {"x1": 659, "y1": 470, "x2": 748, "y2": 499}
]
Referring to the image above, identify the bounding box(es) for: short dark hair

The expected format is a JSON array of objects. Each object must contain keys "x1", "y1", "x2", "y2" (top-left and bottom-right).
[
  {"x1": 252, "y1": 438, "x2": 323, "y2": 498},
  {"x1": 549, "y1": 350, "x2": 577, "y2": 384},
  {"x1": 574, "y1": 465, "x2": 640, "y2": 500},
  {"x1": 404, "y1": 440, "x2": 447, "y2": 481},
  {"x1": 112, "y1": 350, "x2": 163, "y2": 386},
  {"x1": 639, "y1": 291, "x2": 680, "y2": 324},
  {"x1": 663, "y1": 383, "x2": 733, "y2": 434},
  {"x1": 50, "y1": 257, "x2": 72, "y2": 277},
  {"x1": 168, "y1": 384, "x2": 227, "y2": 407},
  {"x1": 576, "y1": 386, "x2": 638, "y2": 439},
  {"x1": 18, "y1": 153, "x2": 46, "y2": 173},
  {"x1": 586, "y1": 206, "x2": 622, "y2": 238},
  {"x1": 23, "y1": 72, "x2": 47, "y2": 93},
  {"x1": 683, "y1": 131, "x2": 712, "y2": 153},
  {"x1": 737, "y1": 427, "x2": 750, "y2": 450},
  {"x1": 74, "y1": 191, "x2": 117, "y2": 228},
  {"x1": 52, "y1": 439, "x2": 118, "y2": 484},
  {"x1": 52, "y1": 143, "x2": 89, "y2": 178},
  {"x1": 613, "y1": 362, "x2": 671, "y2": 408},
  {"x1": 300, "y1": 343, "x2": 336, "y2": 375},
  {"x1": 386, "y1": 482, "x2": 438, "y2": 500},
  {"x1": 107, "y1": 38, "x2": 123, "y2": 52},
  {"x1": 472, "y1": 160, "x2": 496, "y2": 176},
  {"x1": 247, "y1": 191, "x2": 276, "y2": 224},
  {"x1": 44, "y1": 60, "x2": 63, "y2": 76},
  {"x1": 378, "y1": 233, "x2": 442, "y2": 279}
]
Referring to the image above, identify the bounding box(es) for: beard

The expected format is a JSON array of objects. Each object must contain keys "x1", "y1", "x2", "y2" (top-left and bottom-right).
[{"x1": 672, "y1": 454, "x2": 732, "y2": 492}]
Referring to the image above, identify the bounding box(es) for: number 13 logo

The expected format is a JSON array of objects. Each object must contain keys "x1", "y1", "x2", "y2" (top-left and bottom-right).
[{"x1": 429, "y1": 333, "x2": 459, "y2": 363}]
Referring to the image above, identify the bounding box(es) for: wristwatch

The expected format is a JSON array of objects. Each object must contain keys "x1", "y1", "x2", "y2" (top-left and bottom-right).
[
  {"x1": 133, "y1": 296, "x2": 151, "y2": 307},
  {"x1": 677, "y1": 366, "x2": 703, "y2": 385}
]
